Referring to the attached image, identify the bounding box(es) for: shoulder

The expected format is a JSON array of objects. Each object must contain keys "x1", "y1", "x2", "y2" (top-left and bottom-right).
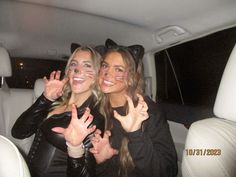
[
  {"x1": 144, "y1": 96, "x2": 167, "y2": 126},
  {"x1": 144, "y1": 96, "x2": 165, "y2": 116}
]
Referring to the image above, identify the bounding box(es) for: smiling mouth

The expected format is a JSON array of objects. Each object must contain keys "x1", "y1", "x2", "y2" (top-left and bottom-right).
[
  {"x1": 103, "y1": 80, "x2": 114, "y2": 86},
  {"x1": 73, "y1": 77, "x2": 84, "y2": 81}
]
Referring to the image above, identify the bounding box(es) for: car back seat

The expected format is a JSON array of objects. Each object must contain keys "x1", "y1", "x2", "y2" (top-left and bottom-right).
[{"x1": 0, "y1": 47, "x2": 34, "y2": 156}]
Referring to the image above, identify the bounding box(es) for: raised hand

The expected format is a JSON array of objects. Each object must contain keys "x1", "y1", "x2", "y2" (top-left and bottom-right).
[
  {"x1": 43, "y1": 70, "x2": 68, "y2": 101},
  {"x1": 90, "y1": 129, "x2": 118, "y2": 164},
  {"x1": 114, "y1": 94, "x2": 149, "y2": 132},
  {"x1": 52, "y1": 104, "x2": 96, "y2": 146}
]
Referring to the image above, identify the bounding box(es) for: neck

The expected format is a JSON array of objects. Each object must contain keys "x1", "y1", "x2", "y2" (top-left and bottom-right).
[
  {"x1": 108, "y1": 92, "x2": 127, "y2": 107},
  {"x1": 69, "y1": 90, "x2": 92, "y2": 107}
]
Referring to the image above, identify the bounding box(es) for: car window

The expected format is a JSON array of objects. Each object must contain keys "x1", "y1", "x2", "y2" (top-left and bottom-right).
[
  {"x1": 155, "y1": 27, "x2": 236, "y2": 107},
  {"x1": 6, "y1": 58, "x2": 67, "y2": 89}
]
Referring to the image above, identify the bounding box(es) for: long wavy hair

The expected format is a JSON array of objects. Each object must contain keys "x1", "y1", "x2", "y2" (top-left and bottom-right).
[
  {"x1": 54, "y1": 46, "x2": 102, "y2": 108},
  {"x1": 99, "y1": 47, "x2": 144, "y2": 177}
]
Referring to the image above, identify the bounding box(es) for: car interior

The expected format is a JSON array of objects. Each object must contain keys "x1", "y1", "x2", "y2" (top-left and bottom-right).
[{"x1": 0, "y1": 0, "x2": 236, "y2": 177}]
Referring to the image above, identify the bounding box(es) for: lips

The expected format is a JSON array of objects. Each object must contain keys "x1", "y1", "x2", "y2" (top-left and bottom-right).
[
  {"x1": 73, "y1": 77, "x2": 84, "y2": 81},
  {"x1": 72, "y1": 77, "x2": 85, "y2": 84},
  {"x1": 103, "y1": 79, "x2": 114, "y2": 86}
]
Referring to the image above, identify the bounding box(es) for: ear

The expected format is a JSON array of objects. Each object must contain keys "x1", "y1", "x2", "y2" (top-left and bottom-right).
[
  {"x1": 71, "y1": 43, "x2": 81, "y2": 54},
  {"x1": 105, "y1": 38, "x2": 117, "y2": 49},
  {"x1": 128, "y1": 45, "x2": 145, "y2": 60}
]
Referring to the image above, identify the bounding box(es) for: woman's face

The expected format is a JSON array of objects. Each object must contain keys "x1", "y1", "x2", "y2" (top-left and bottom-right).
[
  {"x1": 99, "y1": 52, "x2": 128, "y2": 95},
  {"x1": 67, "y1": 50, "x2": 96, "y2": 94}
]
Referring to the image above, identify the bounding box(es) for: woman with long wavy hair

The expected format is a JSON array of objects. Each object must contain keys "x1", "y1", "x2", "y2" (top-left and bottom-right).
[
  {"x1": 90, "y1": 39, "x2": 178, "y2": 177},
  {"x1": 12, "y1": 45, "x2": 105, "y2": 177}
]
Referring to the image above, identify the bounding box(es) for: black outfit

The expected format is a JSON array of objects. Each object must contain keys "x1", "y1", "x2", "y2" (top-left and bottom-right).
[
  {"x1": 11, "y1": 94, "x2": 105, "y2": 177},
  {"x1": 96, "y1": 97, "x2": 178, "y2": 177}
]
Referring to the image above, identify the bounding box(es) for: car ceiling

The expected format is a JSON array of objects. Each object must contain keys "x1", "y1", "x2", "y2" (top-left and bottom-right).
[{"x1": 0, "y1": 0, "x2": 236, "y2": 59}]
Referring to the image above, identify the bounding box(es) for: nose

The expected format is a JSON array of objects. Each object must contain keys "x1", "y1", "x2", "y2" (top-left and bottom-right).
[
  {"x1": 103, "y1": 67, "x2": 114, "y2": 77},
  {"x1": 74, "y1": 68, "x2": 80, "y2": 74}
]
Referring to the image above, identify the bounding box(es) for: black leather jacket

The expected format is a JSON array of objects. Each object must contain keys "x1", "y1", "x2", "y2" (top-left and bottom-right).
[{"x1": 12, "y1": 94, "x2": 105, "y2": 177}]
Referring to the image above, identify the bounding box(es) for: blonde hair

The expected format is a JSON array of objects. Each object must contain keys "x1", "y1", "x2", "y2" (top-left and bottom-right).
[{"x1": 100, "y1": 47, "x2": 144, "y2": 177}]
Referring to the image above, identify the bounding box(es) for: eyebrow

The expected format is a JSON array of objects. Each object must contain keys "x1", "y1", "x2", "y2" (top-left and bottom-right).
[
  {"x1": 71, "y1": 59, "x2": 92, "y2": 64},
  {"x1": 102, "y1": 61, "x2": 126, "y2": 69}
]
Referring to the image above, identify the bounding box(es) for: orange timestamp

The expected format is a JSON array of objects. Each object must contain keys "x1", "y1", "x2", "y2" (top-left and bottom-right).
[{"x1": 185, "y1": 148, "x2": 221, "y2": 156}]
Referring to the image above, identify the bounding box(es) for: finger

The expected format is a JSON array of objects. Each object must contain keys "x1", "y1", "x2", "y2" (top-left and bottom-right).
[
  {"x1": 55, "y1": 70, "x2": 61, "y2": 80},
  {"x1": 140, "y1": 112, "x2": 149, "y2": 120},
  {"x1": 94, "y1": 131, "x2": 102, "y2": 139},
  {"x1": 52, "y1": 127, "x2": 65, "y2": 134},
  {"x1": 89, "y1": 148, "x2": 98, "y2": 154},
  {"x1": 112, "y1": 149, "x2": 119, "y2": 155},
  {"x1": 90, "y1": 136, "x2": 100, "y2": 143},
  {"x1": 136, "y1": 102, "x2": 143, "y2": 110},
  {"x1": 94, "y1": 129, "x2": 102, "y2": 135},
  {"x1": 136, "y1": 93, "x2": 144, "y2": 102},
  {"x1": 104, "y1": 130, "x2": 111, "y2": 138},
  {"x1": 141, "y1": 102, "x2": 148, "y2": 112},
  {"x1": 87, "y1": 125, "x2": 96, "y2": 134},
  {"x1": 50, "y1": 71, "x2": 56, "y2": 80},
  {"x1": 71, "y1": 104, "x2": 78, "y2": 120},
  {"x1": 125, "y1": 95, "x2": 134, "y2": 110},
  {"x1": 62, "y1": 77, "x2": 69, "y2": 84},
  {"x1": 85, "y1": 115, "x2": 93, "y2": 127},
  {"x1": 80, "y1": 107, "x2": 91, "y2": 122},
  {"x1": 113, "y1": 110, "x2": 122, "y2": 122},
  {"x1": 103, "y1": 130, "x2": 111, "y2": 140},
  {"x1": 43, "y1": 76, "x2": 49, "y2": 84}
]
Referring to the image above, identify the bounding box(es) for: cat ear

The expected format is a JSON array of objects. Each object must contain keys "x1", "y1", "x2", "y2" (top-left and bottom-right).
[
  {"x1": 71, "y1": 43, "x2": 81, "y2": 53},
  {"x1": 105, "y1": 38, "x2": 117, "y2": 49},
  {"x1": 128, "y1": 45, "x2": 144, "y2": 61}
]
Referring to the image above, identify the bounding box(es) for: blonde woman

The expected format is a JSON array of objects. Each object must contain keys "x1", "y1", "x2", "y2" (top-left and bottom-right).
[{"x1": 12, "y1": 46, "x2": 105, "y2": 177}]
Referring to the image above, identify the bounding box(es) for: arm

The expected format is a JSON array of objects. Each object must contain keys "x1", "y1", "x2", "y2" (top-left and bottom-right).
[
  {"x1": 11, "y1": 70, "x2": 67, "y2": 139},
  {"x1": 11, "y1": 93, "x2": 53, "y2": 139},
  {"x1": 127, "y1": 103, "x2": 178, "y2": 177}
]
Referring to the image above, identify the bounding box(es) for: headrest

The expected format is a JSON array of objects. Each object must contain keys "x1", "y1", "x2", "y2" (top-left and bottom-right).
[
  {"x1": 214, "y1": 44, "x2": 236, "y2": 122},
  {"x1": 0, "y1": 135, "x2": 31, "y2": 177},
  {"x1": 182, "y1": 118, "x2": 236, "y2": 177},
  {"x1": 0, "y1": 47, "x2": 12, "y2": 77},
  {"x1": 34, "y1": 79, "x2": 44, "y2": 99}
]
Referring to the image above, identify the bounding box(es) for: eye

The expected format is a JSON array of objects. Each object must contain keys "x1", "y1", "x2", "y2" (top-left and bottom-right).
[
  {"x1": 69, "y1": 61, "x2": 77, "y2": 67},
  {"x1": 83, "y1": 63, "x2": 92, "y2": 68},
  {"x1": 115, "y1": 67, "x2": 125, "y2": 72},
  {"x1": 101, "y1": 62, "x2": 108, "y2": 69}
]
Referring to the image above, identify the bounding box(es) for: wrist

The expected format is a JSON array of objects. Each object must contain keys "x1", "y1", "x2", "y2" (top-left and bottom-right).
[{"x1": 66, "y1": 142, "x2": 85, "y2": 158}]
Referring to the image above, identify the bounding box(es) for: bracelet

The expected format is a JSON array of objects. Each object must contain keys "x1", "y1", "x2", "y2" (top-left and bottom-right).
[{"x1": 66, "y1": 142, "x2": 85, "y2": 158}]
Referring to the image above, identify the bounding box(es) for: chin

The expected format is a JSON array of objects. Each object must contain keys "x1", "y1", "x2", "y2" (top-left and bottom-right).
[{"x1": 100, "y1": 86, "x2": 112, "y2": 93}]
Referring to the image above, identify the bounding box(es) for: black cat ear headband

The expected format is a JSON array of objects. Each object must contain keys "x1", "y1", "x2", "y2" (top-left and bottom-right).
[
  {"x1": 105, "y1": 38, "x2": 144, "y2": 69},
  {"x1": 71, "y1": 43, "x2": 81, "y2": 54}
]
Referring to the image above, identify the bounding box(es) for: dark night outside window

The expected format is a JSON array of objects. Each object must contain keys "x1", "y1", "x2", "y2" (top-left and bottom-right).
[{"x1": 6, "y1": 58, "x2": 67, "y2": 89}]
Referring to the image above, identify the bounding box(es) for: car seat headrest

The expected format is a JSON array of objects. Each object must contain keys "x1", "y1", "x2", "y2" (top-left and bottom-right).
[
  {"x1": 0, "y1": 47, "x2": 12, "y2": 77},
  {"x1": 214, "y1": 44, "x2": 236, "y2": 122},
  {"x1": 34, "y1": 78, "x2": 44, "y2": 99}
]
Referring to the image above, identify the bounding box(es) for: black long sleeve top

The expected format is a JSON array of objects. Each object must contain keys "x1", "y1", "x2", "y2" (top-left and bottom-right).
[
  {"x1": 11, "y1": 94, "x2": 105, "y2": 177},
  {"x1": 96, "y1": 97, "x2": 178, "y2": 177}
]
